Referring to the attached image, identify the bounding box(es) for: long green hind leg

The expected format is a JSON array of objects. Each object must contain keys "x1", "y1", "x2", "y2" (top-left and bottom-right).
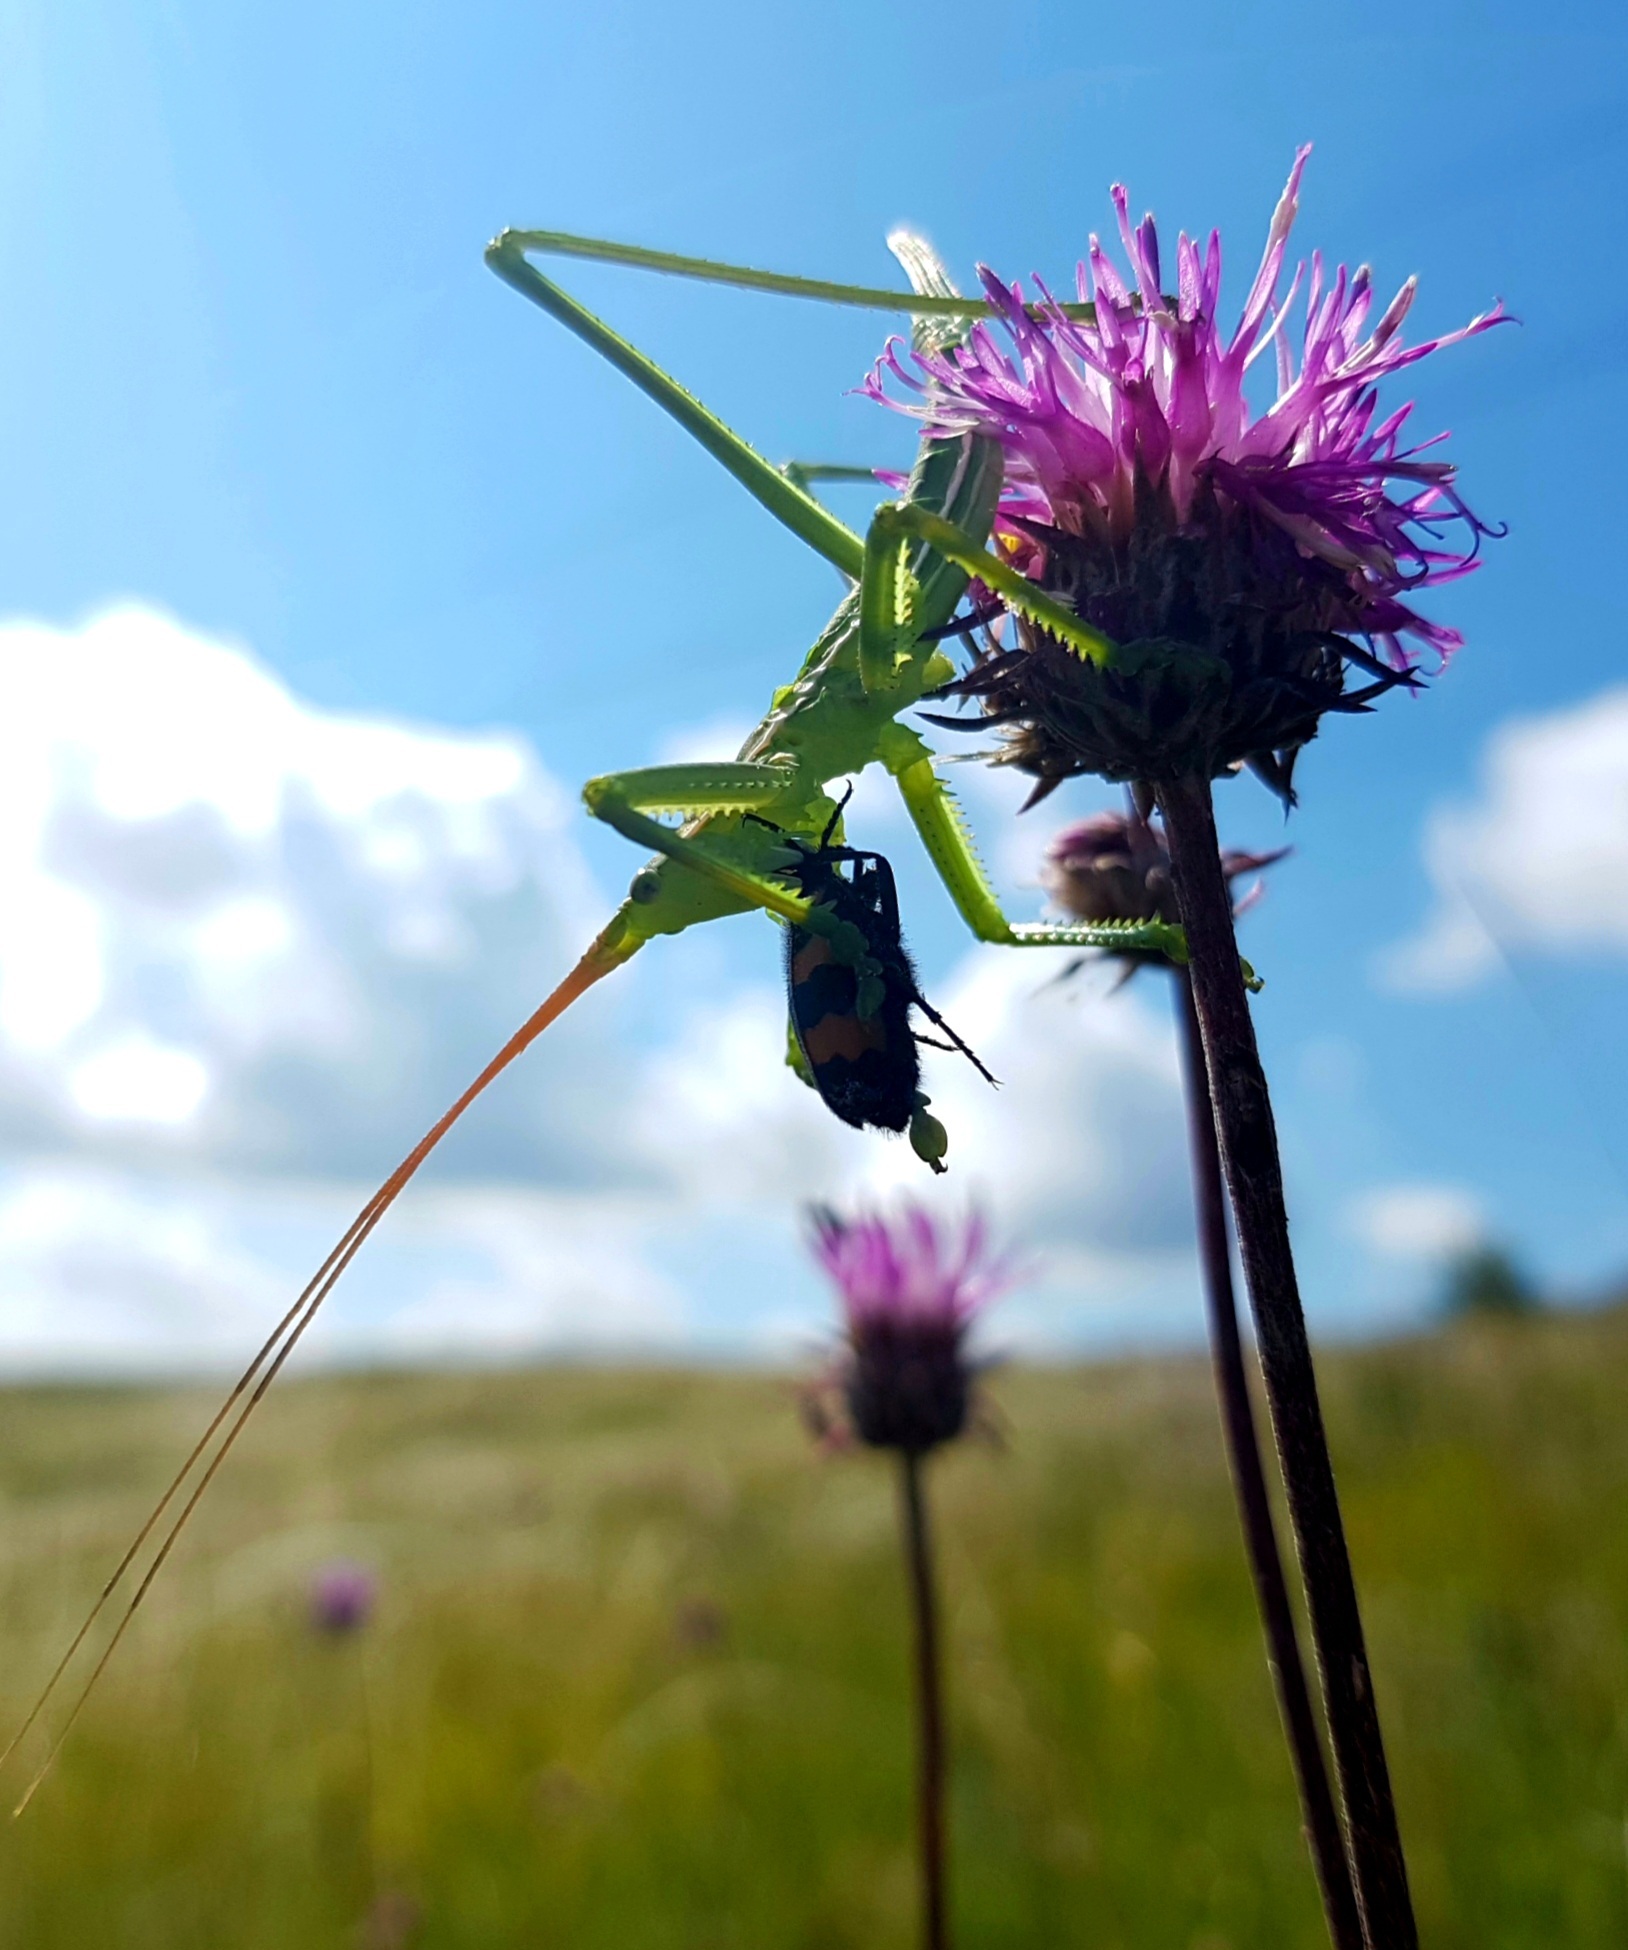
[
  {"x1": 486, "y1": 228, "x2": 1100, "y2": 326},
  {"x1": 484, "y1": 225, "x2": 1080, "y2": 584},
  {"x1": 779, "y1": 462, "x2": 880, "y2": 493},
  {"x1": 486, "y1": 236, "x2": 864, "y2": 578}
]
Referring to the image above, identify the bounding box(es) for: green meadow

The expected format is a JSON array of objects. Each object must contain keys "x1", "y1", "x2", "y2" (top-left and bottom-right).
[{"x1": 2, "y1": 1308, "x2": 1626, "y2": 1949}]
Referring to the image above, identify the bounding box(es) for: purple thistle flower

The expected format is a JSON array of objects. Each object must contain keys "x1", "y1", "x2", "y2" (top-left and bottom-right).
[
  {"x1": 808, "y1": 1205, "x2": 1010, "y2": 1454},
  {"x1": 309, "y1": 1558, "x2": 376, "y2": 1635},
  {"x1": 868, "y1": 149, "x2": 1507, "y2": 801}
]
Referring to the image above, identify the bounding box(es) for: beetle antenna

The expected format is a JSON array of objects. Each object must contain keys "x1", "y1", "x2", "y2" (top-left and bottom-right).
[
  {"x1": 818, "y1": 781, "x2": 855, "y2": 851},
  {"x1": 911, "y1": 992, "x2": 999, "y2": 1088}
]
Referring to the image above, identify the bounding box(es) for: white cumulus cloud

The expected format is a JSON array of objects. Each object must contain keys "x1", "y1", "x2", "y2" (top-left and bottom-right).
[
  {"x1": 634, "y1": 952, "x2": 1190, "y2": 1242},
  {"x1": 0, "y1": 1161, "x2": 296, "y2": 1370},
  {"x1": 862, "y1": 949, "x2": 1190, "y2": 1253},
  {"x1": 1347, "y1": 1183, "x2": 1485, "y2": 1262},
  {"x1": 0, "y1": 608, "x2": 1207, "y2": 1369},
  {"x1": 1382, "y1": 686, "x2": 1628, "y2": 992},
  {"x1": 0, "y1": 1165, "x2": 693, "y2": 1373},
  {"x1": 0, "y1": 606, "x2": 630, "y2": 1182},
  {"x1": 633, "y1": 947, "x2": 1194, "y2": 1342}
]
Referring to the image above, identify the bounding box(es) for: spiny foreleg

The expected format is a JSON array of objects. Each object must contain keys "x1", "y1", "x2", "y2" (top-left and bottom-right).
[
  {"x1": 582, "y1": 760, "x2": 826, "y2": 930},
  {"x1": 887, "y1": 750, "x2": 1190, "y2": 962},
  {"x1": 859, "y1": 500, "x2": 1123, "y2": 694}
]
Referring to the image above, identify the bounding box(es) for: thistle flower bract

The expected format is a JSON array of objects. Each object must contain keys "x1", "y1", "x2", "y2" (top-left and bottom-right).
[
  {"x1": 868, "y1": 149, "x2": 1506, "y2": 800},
  {"x1": 809, "y1": 1205, "x2": 1007, "y2": 1454}
]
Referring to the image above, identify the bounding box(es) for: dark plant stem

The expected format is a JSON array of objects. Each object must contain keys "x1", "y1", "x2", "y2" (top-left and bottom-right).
[
  {"x1": 1174, "y1": 968, "x2": 1363, "y2": 1950},
  {"x1": 899, "y1": 1449, "x2": 949, "y2": 1950},
  {"x1": 1156, "y1": 771, "x2": 1416, "y2": 1950}
]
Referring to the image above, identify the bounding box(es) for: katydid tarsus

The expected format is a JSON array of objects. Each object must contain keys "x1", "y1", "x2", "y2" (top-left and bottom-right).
[{"x1": 5, "y1": 226, "x2": 1188, "y2": 1800}]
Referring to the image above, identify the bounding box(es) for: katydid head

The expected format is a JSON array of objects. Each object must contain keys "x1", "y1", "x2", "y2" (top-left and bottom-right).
[{"x1": 900, "y1": 435, "x2": 1005, "y2": 635}]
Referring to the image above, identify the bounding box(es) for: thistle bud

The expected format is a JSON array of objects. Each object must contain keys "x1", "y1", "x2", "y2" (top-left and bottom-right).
[
  {"x1": 1040, "y1": 807, "x2": 1173, "y2": 928},
  {"x1": 1041, "y1": 802, "x2": 1285, "y2": 968}
]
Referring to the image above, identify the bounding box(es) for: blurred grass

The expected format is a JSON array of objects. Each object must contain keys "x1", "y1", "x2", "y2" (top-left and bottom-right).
[{"x1": 2, "y1": 1310, "x2": 1627, "y2": 1948}]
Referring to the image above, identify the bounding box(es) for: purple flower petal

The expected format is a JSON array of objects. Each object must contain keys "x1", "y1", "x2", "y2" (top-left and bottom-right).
[{"x1": 868, "y1": 150, "x2": 1508, "y2": 668}]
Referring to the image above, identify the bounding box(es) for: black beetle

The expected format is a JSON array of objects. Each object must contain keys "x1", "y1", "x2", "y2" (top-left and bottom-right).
[{"x1": 761, "y1": 801, "x2": 994, "y2": 1173}]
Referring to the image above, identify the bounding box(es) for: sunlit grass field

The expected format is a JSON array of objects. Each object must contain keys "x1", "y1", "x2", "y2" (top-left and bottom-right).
[{"x1": 2, "y1": 1308, "x2": 1626, "y2": 1948}]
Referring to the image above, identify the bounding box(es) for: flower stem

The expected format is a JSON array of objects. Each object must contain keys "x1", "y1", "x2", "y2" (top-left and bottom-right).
[
  {"x1": 1174, "y1": 969, "x2": 1363, "y2": 1950},
  {"x1": 1155, "y1": 772, "x2": 1415, "y2": 1950},
  {"x1": 899, "y1": 1449, "x2": 949, "y2": 1950}
]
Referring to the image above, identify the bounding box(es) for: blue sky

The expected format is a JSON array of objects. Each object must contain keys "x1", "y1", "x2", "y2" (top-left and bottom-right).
[{"x1": 0, "y1": 0, "x2": 1624, "y2": 1366}]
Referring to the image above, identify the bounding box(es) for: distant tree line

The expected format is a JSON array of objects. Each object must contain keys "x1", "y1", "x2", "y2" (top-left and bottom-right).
[{"x1": 1441, "y1": 1246, "x2": 1539, "y2": 1319}]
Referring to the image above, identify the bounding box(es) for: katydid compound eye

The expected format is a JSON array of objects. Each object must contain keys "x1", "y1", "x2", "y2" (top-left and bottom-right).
[{"x1": 629, "y1": 868, "x2": 662, "y2": 904}]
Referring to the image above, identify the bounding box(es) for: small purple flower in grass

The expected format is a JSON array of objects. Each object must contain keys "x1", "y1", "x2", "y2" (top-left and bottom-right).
[
  {"x1": 809, "y1": 1204, "x2": 1009, "y2": 1454},
  {"x1": 309, "y1": 1559, "x2": 376, "y2": 1635},
  {"x1": 868, "y1": 148, "x2": 1507, "y2": 802}
]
